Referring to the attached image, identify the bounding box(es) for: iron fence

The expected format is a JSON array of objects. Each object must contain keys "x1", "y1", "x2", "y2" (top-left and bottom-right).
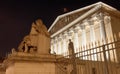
[{"x1": 55, "y1": 33, "x2": 120, "y2": 74}]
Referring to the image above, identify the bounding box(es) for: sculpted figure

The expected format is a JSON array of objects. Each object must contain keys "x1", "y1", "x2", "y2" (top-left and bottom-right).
[
  {"x1": 18, "y1": 35, "x2": 31, "y2": 52},
  {"x1": 18, "y1": 19, "x2": 50, "y2": 54},
  {"x1": 11, "y1": 48, "x2": 16, "y2": 54},
  {"x1": 29, "y1": 19, "x2": 50, "y2": 54},
  {"x1": 30, "y1": 19, "x2": 50, "y2": 37},
  {"x1": 68, "y1": 39, "x2": 74, "y2": 56},
  {"x1": 18, "y1": 40, "x2": 25, "y2": 52}
]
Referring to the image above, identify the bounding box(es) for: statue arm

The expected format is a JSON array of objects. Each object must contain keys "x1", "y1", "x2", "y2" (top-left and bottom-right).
[{"x1": 18, "y1": 41, "x2": 24, "y2": 52}]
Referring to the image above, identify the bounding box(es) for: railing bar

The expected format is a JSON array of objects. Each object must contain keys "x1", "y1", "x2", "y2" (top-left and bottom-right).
[
  {"x1": 87, "y1": 49, "x2": 90, "y2": 74},
  {"x1": 99, "y1": 45, "x2": 104, "y2": 74},
  {"x1": 112, "y1": 43, "x2": 118, "y2": 74},
  {"x1": 106, "y1": 42, "x2": 113, "y2": 74},
  {"x1": 83, "y1": 45, "x2": 88, "y2": 74},
  {"x1": 85, "y1": 48, "x2": 89, "y2": 74},
  {"x1": 96, "y1": 47, "x2": 100, "y2": 74}
]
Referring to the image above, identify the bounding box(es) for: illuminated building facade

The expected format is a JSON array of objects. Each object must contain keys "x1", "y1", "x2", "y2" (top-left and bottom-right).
[{"x1": 48, "y1": 2, "x2": 120, "y2": 58}]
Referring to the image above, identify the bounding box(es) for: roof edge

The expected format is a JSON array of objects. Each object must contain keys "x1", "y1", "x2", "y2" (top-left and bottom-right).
[
  {"x1": 48, "y1": 2, "x2": 101, "y2": 32},
  {"x1": 51, "y1": 4, "x2": 102, "y2": 37},
  {"x1": 48, "y1": 16, "x2": 60, "y2": 32},
  {"x1": 48, "y1": 1, "x2": 119, "y2": 33}
]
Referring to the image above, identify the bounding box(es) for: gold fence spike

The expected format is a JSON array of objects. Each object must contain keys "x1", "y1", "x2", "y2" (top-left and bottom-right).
[
  {"x1": 95, "y1": 41, "x2": 97, "y2": 47},
  {"x1": 101, "y1": 38, "x2": 105, "y2": 45},
  {"x1": 91, "y1": 42, "x2": 94, "y2": 48},
  {"x1": 87, "y1": 44, "x2": 89, "y2": 50},
  {"x1": 109, "y1": 35, "x2": 113, "y2": 42},
  {"x1": 83, "y1": 45, "x2": 85, "y2": 50},
  {"x1": 98, "y1": 40, "x2": 100, "y2": 46},
  {"x1": 79, "y1": 47, "x2": 81, "y2": 52},
  {"x1": 88, "y1": 43, "x2": 90, "y2": 49},
  {"x1": 106, "y1": 37, "x2": 108, "y2": 43},
  {"x1": 113, "y1": 33, "x2": 117, "y2": 41}
]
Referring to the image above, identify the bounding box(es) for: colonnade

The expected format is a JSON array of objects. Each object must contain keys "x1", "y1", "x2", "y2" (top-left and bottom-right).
[{"x1": 50, "y1": 13, "x2": 107, "y2": 56}]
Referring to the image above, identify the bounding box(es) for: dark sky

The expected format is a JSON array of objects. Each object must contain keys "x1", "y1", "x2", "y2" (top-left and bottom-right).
[{"x1": 0, "y1": 0, "x2": 119, "y2": 57}]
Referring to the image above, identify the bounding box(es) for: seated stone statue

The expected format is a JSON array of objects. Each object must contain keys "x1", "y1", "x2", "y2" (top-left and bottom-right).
[
  {"x1": 29, "y1": 19, "x2": 50, "y2": 54},
  {"x1": 18, "y1": 35, "x2": 37, "y2": 52},
  {"x1": 17, "y1": 19, "x2": 50, "y2": 54},
  {"x1": 18, "y1": 35, "x2": 30, "y2": 52}
]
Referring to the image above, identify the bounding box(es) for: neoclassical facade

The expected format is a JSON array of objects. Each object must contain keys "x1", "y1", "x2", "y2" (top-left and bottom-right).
[
  {"x1": 48, "y1": 2, "x2": 120, "y2": 56},
  {"x1": 0, "y1": 2, "x2": 120, "y2": 74}
]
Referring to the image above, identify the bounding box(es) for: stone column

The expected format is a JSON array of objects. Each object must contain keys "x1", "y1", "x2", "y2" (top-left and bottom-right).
[
  {"x1": 80, "y1": 24, "x2": 86, "y2": 46},
  {"x1": 68, "y1": 28, "x2": 74, "y2": 40},
  {"x1": 98, "y1": 13, "x2": 107, "y2": 42},
  {"x1": 89, "y1": 20, "x2": 97, "y2": 60},
  {"x1": 58, "y1": 35, "x2": 62, "y2": 54},
  {"x1": 73, "y1": 25, "x2": 80, "y2": 53},
  {"x1": 54, "y1": 37, "x2": 57, "y2": 54},
  {"x1": 104, "y1": 15, "x2": 113, "y2": 41},
  {"x1": 50, "y1": 39, "x2": 54, "y2": 54},
  {"x1": 63, "y1": 31, "x2": 68, "y2": 55},
  {"x1": 98, "y1": 13, "x2": 109, "y2": 74},
  {"x1": 80, "y1": 24, "x2": 87, "y2": 60},
  {"x1": 89, "y1": 20, "x2": 96, "y2": 42}
]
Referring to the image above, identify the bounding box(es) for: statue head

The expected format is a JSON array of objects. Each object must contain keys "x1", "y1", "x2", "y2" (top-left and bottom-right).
[
  {"x1": 35, "y1": 19, "x2": 43, "y2": 27},
  {"x1": 23, "y1": 35, "x2": 30, "y2": 42},
  {"x1": 69, "y1": 39, "x2": 72, "y2": 42}
]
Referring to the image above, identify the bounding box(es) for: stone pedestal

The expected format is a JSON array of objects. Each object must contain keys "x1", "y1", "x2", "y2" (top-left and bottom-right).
[
  {"x1": 4, "y1": 19, "x2": 57, "y2": 74},
  {"x1": 0, "y1": 65, "x2": 5, "y2": 74},
  {"x1": 4, "y1": 52, "x2": 56, "y2": 74},
  {"x1": 37, "y1": 34, "x2": 50, "y2": 54}
]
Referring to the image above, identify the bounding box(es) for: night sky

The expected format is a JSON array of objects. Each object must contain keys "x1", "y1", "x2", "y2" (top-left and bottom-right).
[{"x1": 0, "y1": 0, "x2": 119, "y2": 57}]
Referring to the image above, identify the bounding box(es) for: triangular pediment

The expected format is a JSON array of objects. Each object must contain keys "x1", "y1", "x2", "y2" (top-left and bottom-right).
[
  {"x1": 49, "y1": 6, "x2": 94, "y2": 35},
  {"x1": 48, "y1": 2, "x2": 120, "y2": 36}
]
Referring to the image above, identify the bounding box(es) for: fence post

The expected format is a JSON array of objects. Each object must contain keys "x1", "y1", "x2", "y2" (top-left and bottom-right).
[
  {"x1": 71, "y1": 53, "x2": 77, "y2": 74},
  {"x1": 103, "y1": 45, "x2": 109, "y2": 74}
]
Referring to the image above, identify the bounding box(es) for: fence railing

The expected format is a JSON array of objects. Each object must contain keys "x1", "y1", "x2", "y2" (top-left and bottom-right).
[{"x1": 56, "y1": 33, "x2": 120, "y2": 74}]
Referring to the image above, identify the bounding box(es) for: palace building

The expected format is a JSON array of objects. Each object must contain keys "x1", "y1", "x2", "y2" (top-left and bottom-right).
[
  {"x1": 0, "y1": 2, "x2": 120, "y2": 74},
  {"x1": 48, "y1": 2, "x2": 120, "y2": 58}
]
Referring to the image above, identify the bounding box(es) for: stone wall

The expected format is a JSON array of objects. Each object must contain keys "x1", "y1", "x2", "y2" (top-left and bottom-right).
[
  {"x1": 14, "y1": 62, "x2": 55, "y2": 74},
  {"x1": 0, "y1": 71, "x2": 5, "y2": 74},
  {"x1": 56, "y1": 60, "x2": 118, "y2": 74}
]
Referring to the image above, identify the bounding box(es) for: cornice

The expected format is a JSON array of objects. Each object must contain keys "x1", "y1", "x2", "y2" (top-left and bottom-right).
[
  {"x1": 48, "y1": 2, "x2": 120, "y2": 37},
  {"x1": 48, "y1": 2, "x2": 119, "y2": 32},
  {"x1": 51, "y1": 4, "x2": 101, "y2": 38},
  {"x1": 3, "y1": 52, "x2": 62, "y2": 68}
]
